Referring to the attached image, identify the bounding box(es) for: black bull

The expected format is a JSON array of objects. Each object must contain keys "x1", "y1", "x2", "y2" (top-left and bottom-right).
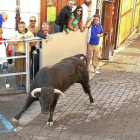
[{"x1": 12, "y1": 54, "x2": 94, "y2": 126}]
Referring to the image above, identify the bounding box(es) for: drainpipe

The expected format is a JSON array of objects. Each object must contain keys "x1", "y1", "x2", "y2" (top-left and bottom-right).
[
  {"x1": 15, "y1": 0, "x2": 21, "y2": 30},
  {"x1": 96, "y1": 0, "x2": 100, "y2": 15}
]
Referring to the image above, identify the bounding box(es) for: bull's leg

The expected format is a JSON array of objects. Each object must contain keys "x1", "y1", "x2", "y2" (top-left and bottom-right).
[
  {"x1": 12, "y1": 95, "x2": 38, "y2": 122},
  {"x1": 81, "y1": 82, "x2": 94, "y2": 104},
  {"x1": 46, "y1": 95, "x2": 59, "y2": 126}
]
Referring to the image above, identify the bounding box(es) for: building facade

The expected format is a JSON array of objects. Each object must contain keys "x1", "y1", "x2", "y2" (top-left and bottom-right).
[{"x1": 0, "y1": 0, "x2": 140, "y2": 59}]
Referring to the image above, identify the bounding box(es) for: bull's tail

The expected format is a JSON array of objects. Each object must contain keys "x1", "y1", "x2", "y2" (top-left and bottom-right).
[{"x1": 73, "y1": 54, "x2": 87, "y2": 66}]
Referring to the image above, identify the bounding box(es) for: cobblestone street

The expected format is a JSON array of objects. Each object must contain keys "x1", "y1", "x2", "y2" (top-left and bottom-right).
[{"x1": 1, "y1": 32, "x2": 140, "y2": 140}]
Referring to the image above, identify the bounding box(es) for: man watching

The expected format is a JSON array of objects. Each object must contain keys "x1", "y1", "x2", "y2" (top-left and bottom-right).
[
  {"x1": 54, "y1": 0, "x2": 75, "y2": 33},
  {"x1": 27, "y1": 16, "x2": 39, "y2": 37},
  {"x1": 37, "y1": 23, "x2": 50, "y2": 39},
  {"x1": 0, "y1": 12, "x2": 8, "y2": 28},
  {"x1": 81, "y1": 0, "x2": 92, "y2": 26},
  {"x1": 31, "y1": 23, "x2": 50, "y2": 79},
  {"x1": 86, "y1": 15, "x2": 103, "y2": 74},
  {"x1": 27, "y1": 16, "x2": 39, "y2": 79},
  {"x1": 11, "y1": 21, "x2": 36, "y2": 90}
]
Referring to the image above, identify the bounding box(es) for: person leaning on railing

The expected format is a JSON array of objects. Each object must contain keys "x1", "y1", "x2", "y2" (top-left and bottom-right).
[
  {"x1": 32, "y1": 23, "x2": 51, "y2": 78},
  {"x1": 37, "y1": 23, "x2": 50, "y2": 40},
  {"x1": 11, "y1": 21, "x2": 36, "y2": 90},
  {"x1": 66, "y1": 5, "x2": 84, "y2": 33},
  {"x1": 27, "y1": 16, "x2": 39, "y2": 80},
  {"x1": 53, "y1": 0, "x2": 75, "y2": 34}
]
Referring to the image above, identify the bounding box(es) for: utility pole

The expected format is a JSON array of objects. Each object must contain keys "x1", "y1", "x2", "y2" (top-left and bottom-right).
[{"x1": 15, "y1": 0, "x2": 21, "y2": 30}]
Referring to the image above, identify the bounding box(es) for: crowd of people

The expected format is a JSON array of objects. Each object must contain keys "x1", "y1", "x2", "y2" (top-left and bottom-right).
[{"x1": 0, "y1": 0, "x2": 103, "y2": 89}]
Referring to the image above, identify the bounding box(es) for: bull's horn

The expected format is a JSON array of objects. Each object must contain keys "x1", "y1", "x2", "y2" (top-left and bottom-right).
[
  {"x1": 54, "y1": 89, "x2": 65, "y2": 99},
  {"x1": 31, "y1": 88, "x2": 41, "y2": 98}
]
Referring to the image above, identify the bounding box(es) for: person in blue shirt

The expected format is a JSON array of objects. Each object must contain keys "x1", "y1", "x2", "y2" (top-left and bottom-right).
[
  {"x1": 86, "y1": 15, "x2": 103, "y2": 74},
  {"x1": 0, "y1": 12, "x2": 8, "y2": 28}
]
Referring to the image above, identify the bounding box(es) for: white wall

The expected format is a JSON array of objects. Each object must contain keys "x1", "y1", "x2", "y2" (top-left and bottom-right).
[
  {"x1": 0, "y1": 0, "x2": 40, "y2": 39},
  {"x1": 0, "y1": 0, "x2": 16, "y2": 38},
  {"x1": 91, "y1": 0, "x2": 97, "y2": 17}
]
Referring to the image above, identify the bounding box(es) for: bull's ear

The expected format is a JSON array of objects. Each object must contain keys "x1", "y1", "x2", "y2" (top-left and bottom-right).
[{"x1": 31, "y1": 88, "x2": 41, "y2": 98}]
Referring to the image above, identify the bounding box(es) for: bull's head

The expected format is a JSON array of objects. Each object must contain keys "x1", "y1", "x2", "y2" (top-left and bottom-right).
[{"x1": 31, "y1": 87, "x2": 65, "y2": 114}]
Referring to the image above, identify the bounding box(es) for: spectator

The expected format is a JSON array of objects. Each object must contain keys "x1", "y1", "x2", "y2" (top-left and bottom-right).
[
  {"x1": 27, "y1": 16, "x2": 38, "y2": 37},
  {"x1": 81, "y1": 0, "x2": 91, "y2": 27},
  {"x1": 37, "y1": 23, "x2": 50, "y2": 39},
  {"x1": 0, "y1": 28, "x2": 11, "y2": 88},
  {"x1": 0, "y1": 12, "x2": 8, "y2": 28},
  {"x1": 86, "y1": 15, "x2": 103, "y2": 74},
  {"x1": 67, "y1": 5, "x2": 83, "y2": 32},
  {"x1": 54, "y1": 0, "x2": 75, "y2": 33},
  {"x1": 11, "y1": 21, "x2": 36, "y2": 90},
  {"x1": 27, "y1": 16, "x2": 39, "y2": 79},
  {"x1": 33, "y1": 23, "x2": 50, "y2": 78}
]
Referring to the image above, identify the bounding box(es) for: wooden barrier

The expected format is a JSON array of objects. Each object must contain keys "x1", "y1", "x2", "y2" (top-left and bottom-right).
[{"x1": 41, "y1": 29, "x2": 88, "y2": 67}]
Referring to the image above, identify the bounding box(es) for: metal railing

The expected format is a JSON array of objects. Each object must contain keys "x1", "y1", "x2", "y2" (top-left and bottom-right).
[{"x1": 0, "y1": 37, "x2": 42, "y2": 93}]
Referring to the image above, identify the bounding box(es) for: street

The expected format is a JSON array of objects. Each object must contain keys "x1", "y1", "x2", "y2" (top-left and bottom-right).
[{"x1": 0, "y1": 32, "x2": 140, "y2": 139}]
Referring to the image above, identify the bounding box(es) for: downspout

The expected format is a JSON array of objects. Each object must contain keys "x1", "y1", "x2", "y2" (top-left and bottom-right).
[
  {"x1": 96, "y1": 0, "x2": 100, "y2": 15},
  {"x1": 114, "y1": 0, "x2": 121, "y2": 49},
  {"x1": 15, "y1": 0, "x2": 21, "y2": 30},
  {"x1": 100, "y1": 0, "x2": 103, "y2": 23}
]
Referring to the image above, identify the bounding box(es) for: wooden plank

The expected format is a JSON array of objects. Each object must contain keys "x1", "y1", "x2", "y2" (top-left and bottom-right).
[
  {"x1": 46, "y1": 0, "x2": 57, "y2": 33},
  {"x1": 112, "y1": 1, "x2": 118, "y2": 45},
  {"x1": 57, "y1": 0, "x2": 62, "y2": 16},
  {"x1": 79, "y1": 0, "x2": 85, "y2": 5},
  {"x1": 62, "y1": 0, "x2": 67, "y2": 7},
  {"x1": 101, "y1": 1, "x2": 114, "y2": 59},
  {"x1": 116, "y1": 0, "x2": 140, "y2": 48},
  {"x1": 40, "y1": 0, "x2": 47, "y2": 29},
  {"x1": 75, "y1": 0, "x2": 80, "y2": 5}
]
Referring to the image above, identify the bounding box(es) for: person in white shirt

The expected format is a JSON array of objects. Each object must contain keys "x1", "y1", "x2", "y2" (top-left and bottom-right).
[
  {"x1": 81, "y1": 0, "x2": 92, "y2": 27},
  {"x1": 0, "y1": 28, "x2": 12, "y2": 88}
]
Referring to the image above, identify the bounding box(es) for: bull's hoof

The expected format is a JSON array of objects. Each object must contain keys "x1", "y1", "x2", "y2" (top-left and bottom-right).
[
  {"x1": 90, "y1": 100, "x2": 95, "y2": 105},
  {"x1": 11, "y1": 118, "x2": 19, "y2": 127},
  {"x1": 46, "y1": 121, "x2": 53, "y2": 126},
  {"x1": 91, "y1": 102, "x2": 95, "y2": 105},
  {"x1": 12, "y1": 118, "x2": 19, "y2": 123}
]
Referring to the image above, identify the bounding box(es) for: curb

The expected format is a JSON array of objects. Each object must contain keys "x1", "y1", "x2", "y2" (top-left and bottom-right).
[{"x1": 0, "y1": 89, "x2": 26, "y2": 96}]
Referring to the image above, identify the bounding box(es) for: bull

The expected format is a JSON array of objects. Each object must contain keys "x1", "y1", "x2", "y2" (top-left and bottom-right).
[{"x1": 12, "y1": 54, "x2": 94, "y2": 126}]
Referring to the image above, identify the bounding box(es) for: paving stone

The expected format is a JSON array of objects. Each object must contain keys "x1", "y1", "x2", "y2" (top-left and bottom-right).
[
  {"x1": 48, "y1": 131, "x2": 61, "y2": 138},
  {"x1": 68, "y1": 133, "x2": 82, "y2": 140},
  {"x1": 80, "y1": 134, "x2": 93, "y2": 140},
  {"x1": 58, "y1": 132, "x2": 72, "y2": 139},
  {"x1": 38, "y1": 129, "x2": 51, "y2": 137}
]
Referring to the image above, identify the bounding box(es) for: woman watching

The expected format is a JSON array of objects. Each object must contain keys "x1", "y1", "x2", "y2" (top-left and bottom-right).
[{"x1": 66, "y1": 5, "x2": 83, "y2": 32}]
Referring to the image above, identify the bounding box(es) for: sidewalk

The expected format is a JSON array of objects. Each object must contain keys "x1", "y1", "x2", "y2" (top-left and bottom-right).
[{"x1": 1, "y1": 31, "x2": 140, "y2": 140}]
